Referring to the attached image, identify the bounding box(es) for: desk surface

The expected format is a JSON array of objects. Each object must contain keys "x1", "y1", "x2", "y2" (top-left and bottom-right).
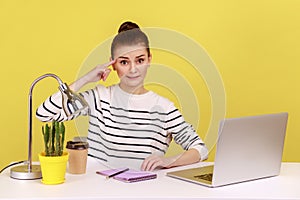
[{"x1": 1, "y1": 157, "x2": 300, "y2": 200}]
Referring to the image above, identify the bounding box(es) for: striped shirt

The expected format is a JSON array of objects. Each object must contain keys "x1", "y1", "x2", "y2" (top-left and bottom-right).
[{"x1": 36, "y1": 84, "x2": 208, "y2": 169}]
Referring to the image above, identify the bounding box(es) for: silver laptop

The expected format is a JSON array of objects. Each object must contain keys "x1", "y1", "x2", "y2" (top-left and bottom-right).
[{"x1": 167, "y1": 112, "x2": 288, "y2": 187}]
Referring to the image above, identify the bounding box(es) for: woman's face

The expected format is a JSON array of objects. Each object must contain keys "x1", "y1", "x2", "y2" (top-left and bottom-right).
[{"x1": 112, "y1": 44, "x2": 151, "y2": 94}]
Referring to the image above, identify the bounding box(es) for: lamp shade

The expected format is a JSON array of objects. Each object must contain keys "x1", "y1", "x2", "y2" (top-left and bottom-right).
[{"x1": 59, "y1": 83, "x2": 89, "y2": 117}]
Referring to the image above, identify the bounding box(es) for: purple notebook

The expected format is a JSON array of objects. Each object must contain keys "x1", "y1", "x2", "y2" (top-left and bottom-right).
[{"x1": 97, "y1": 168, "x2": 157, "y2": 183}]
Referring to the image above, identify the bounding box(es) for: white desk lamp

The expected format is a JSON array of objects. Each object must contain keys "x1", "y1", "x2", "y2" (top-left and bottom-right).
[{"x1": 10, "y1": 73, "x2": 89, "y2": 180}]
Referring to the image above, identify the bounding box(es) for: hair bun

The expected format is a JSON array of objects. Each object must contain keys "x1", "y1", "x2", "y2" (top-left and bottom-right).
[{"x1": 118, "y1": 21, "x2": 140, "y2": 33}]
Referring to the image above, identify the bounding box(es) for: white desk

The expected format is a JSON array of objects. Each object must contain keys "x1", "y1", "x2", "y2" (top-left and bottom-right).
[{"x1": 1, "y1": 157, "x2": 300, "y2": 200}]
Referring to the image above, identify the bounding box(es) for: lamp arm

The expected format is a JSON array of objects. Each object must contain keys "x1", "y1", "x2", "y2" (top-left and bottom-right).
[{"x1": 27, "y1": 73, "x2": 65, "y2": 172}]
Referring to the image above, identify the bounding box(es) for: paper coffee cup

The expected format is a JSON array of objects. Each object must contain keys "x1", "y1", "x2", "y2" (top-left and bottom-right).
[{"x1": 66, "y1": 141, "x2": 89, "y2": 174}]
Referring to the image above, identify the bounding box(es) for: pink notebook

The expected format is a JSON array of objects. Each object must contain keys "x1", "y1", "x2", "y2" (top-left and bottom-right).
[{"x1": 97, "y1": 168, "x2": 157, "y2": 183}]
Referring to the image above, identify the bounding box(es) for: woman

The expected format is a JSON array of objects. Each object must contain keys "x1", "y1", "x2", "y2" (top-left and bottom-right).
[{"x1": 36, "y1": 21, "x2": 208, "y2": 171}]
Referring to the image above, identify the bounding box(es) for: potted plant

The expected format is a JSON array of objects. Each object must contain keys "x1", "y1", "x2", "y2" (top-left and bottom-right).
[{"x1": 38, "y1": 120, "x2": 69, "y2": 184}]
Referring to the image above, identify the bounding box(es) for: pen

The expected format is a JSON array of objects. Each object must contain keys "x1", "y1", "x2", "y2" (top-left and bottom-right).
[{"x1": 105, "y1": 168, "x2": 129, "y2": 179}]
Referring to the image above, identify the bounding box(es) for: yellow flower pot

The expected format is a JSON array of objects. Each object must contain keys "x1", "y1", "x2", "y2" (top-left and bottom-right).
[{"x1": 39, "y1": 152, "x2": 69, "y2": 185}]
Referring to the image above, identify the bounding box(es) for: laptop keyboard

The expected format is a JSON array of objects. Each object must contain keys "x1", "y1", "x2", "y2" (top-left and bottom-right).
[{"x1": 194, "y1": 173, "x2": 213, "y2": 182}]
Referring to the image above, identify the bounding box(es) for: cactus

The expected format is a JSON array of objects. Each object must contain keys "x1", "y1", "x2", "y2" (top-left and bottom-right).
[
  {"x1": 51, "y1": 121, "x2": 55, "y2": 154},
  {"x1": 60, "y1": 122, "x2": 65, "y2": 156},
  {"x1": 42, "y1": 124, "x2": 50, "y2": 155},
  {"x1": 42, "y1": 121, "x2": 66, "y2": 156}
]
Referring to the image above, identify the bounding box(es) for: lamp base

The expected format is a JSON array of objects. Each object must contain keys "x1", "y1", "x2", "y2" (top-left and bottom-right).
[{"x1": 10, "y1": 164, "x2": 42, "y2": 180}]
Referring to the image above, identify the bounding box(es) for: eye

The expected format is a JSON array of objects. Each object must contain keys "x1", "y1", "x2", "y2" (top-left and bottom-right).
[
  {"x1": 137, "y1": 58, "x2": 145, "y2": 64},
  {"x1": 120, "y1": 60, "x2": 128, "y2": 65}
]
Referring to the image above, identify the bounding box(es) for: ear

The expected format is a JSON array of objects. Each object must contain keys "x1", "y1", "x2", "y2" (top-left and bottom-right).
[
  {"x1": 148, "y1": 53, "x2": 152, "y2": 63},
  {"x1": 110, "y1": 57, "x2": 116, "y2": 70}
]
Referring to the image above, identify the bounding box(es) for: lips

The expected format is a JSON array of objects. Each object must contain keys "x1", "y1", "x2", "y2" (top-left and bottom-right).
[{"x1": 127, "y1": 75, "x2": 140, "y2": 79}]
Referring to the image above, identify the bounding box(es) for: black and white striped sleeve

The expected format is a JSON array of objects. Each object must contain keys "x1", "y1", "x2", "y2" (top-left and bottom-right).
[
  {"x1": 166, "y1": 104, "x2": 208, "y2": 161},
  {"x1": 35, "y1": 90, "x2": 90, "y2": 122}
]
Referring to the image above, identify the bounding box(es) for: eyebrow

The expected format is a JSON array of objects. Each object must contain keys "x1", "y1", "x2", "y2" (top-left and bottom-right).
[{"x1": 117, "y1": 54, "x2": 146, "y2": 60}]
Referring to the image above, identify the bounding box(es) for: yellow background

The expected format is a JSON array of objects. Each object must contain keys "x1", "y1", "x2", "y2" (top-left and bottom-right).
[{"x1": 1, "y1": 0, "x2": 300, "y2": 169}]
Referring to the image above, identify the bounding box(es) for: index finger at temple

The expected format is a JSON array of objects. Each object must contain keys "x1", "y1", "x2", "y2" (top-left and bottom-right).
[
  {"x1": 97, "y1": 60, "x2": 115, "y2": 70},
  {"x1": 104, "y1": 60, "x2": 116, "y2": 67}
]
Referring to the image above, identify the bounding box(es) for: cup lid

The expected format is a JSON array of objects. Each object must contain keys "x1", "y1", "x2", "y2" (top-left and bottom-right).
[{"x1": 66, "y1": 141, "x2": 89, "y2": 150}]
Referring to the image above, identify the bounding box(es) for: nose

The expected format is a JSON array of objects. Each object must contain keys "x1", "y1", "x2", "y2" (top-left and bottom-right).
[{"x1": 129, "y1": 62, "x2": 137, "y2": 73}]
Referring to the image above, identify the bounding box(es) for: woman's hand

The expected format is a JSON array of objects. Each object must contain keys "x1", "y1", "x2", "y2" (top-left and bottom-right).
[
  {"x1": 141, "y1": 149, "x2": 201, "y2": 171},
  {"x1": 70, "y1": 60, "x2": 116, "y2": 92},
  {"x1": 85, "y1": 60, "x2": 116, "y2": 83},
  {"x1": 141, "y1": 154, "x2": 183, "y2": 171}
]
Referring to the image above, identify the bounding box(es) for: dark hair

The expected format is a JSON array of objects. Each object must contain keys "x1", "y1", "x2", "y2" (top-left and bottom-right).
[{"x1": 111, "y1": 21, "x2": 150, "y2": 59}]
